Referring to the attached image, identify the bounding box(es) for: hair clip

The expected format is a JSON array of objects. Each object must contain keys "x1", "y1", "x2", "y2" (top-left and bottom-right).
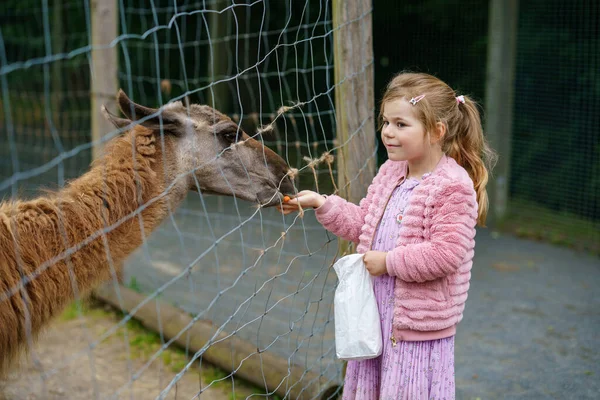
[
  {"x1": 456, "y1": 95, "x2": 465, "y2": 104},
  {"x1": 409, "y1": 94, "x2": 425, "y2": 106}
]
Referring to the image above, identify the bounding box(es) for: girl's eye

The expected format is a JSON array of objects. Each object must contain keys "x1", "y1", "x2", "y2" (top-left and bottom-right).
[
  {"x1": 397, "y1": 122, "x2": 405, "y2": 128},
  {"x1": 382, "y1": 121, "x2": 389, "y2": 126}
]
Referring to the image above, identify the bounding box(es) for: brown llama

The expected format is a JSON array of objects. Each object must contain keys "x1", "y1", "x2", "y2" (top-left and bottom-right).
[{"x1": 0, "y1": 90, "x2": 295, "y2": 374}]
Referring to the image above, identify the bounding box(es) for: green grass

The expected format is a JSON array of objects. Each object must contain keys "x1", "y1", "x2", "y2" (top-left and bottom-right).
[
  {"x1": 203, "y1": 366, "x2": 229, "y2": 385},
  {"x1": 60, "y1": 300, "x2": 85, "y2": 321},
  {"x1": 497, "y1": 198, "x2": 600, "y2": 255},
  {"x1": 60, "y1": 299, "x2": 107, "y2": 321},
  {"x1": 126, "y1": 276, "x2": 142, "y2": 293},
  {"x1": 58, "y1": 298, "x2": 274, "y2": 398}
]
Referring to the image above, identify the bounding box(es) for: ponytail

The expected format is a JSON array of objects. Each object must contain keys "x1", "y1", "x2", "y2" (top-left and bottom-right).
[{"x1": 445, "y1": 96, "x2": 497, "y2": 226}]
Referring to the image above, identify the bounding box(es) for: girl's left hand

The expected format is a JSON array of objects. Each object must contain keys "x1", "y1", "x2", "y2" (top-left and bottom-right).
[{"x1": 363, "y1": 251, "x2": 388, "y2": 276}]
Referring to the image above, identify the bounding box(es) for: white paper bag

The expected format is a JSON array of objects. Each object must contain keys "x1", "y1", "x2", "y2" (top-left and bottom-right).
[{"x1": 333, "y1": 253, "x2": 383, "y2": 360}]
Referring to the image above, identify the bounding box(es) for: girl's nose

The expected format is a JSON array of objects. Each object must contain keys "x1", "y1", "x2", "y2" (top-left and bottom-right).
[{"x1": 382, "y1": 125, "x2": 393, "y2": 138}]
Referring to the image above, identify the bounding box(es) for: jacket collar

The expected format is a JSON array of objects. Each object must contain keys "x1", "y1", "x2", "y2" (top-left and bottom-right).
[{"x1": 388, "y1": 154, "x2": 449, "y2": 180}]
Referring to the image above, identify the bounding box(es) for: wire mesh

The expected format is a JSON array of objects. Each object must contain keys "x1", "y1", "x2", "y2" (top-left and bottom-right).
[
  {"x1": 372, "y1": 0, "x2": 599, "y2": 254},
  {"x1": 509, "y1": 0, "x2": 600, "y2": 253},
  {"x1": 3, "y1": 0, "x2": 597, "y2": 398},
  {"x1": 0, "y1": 0, "x2": 376, "y2": 398}
]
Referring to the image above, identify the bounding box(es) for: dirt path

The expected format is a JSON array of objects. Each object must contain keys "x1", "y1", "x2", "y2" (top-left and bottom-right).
[{"x1": 0, "y1": 302, "x2": 260, "y2": 400}]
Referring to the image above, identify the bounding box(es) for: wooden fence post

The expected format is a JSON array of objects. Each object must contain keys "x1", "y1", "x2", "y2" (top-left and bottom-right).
[
  {"x1": 207, "y1": 0, "x2": 232, "y2": 114},
  {"x1": 52, "y1": 0, "x2": 63, "y2": 130},
  {"x1": 90, "y1": 0, "x2": 118, "y2": 161},
  {"x1": 333, "y1": 0, "x2": 376, "y2": 254},
  {"x1": 484, "y1": 0, "x2": 519, "y2": 225}
]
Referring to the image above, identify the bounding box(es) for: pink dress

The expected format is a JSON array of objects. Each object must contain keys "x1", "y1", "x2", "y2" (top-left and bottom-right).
[{"x1": 342, "y1": 175, "x2": 456, "y2": 400}]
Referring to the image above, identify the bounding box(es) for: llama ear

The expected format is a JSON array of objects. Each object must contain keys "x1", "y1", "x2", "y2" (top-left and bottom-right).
[
  {"x1": 116, "y1": 89, "x2": 180, "y2": 132},
  {"x1": 102, "y1": 105, "x2": 132, "y2": 130}
]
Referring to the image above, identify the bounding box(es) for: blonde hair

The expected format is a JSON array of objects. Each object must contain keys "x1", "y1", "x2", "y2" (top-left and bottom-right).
[{"x1": 379, "y1": 72, "x2": 497, "y2": 226}]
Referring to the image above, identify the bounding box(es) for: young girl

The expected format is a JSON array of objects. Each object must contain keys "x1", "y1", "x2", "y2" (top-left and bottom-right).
[{"x1": 278, "y1": 72, "x2": 495, "y2": 399}]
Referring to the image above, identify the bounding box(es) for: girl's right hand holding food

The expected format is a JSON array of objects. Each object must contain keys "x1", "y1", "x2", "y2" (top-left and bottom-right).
[{"x1": 277, "y1": 190, "x2": 327, "y2": 215}]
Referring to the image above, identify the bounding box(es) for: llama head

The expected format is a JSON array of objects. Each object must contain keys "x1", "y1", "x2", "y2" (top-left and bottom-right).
[{"x1": 102, "y1": 90, "x2": 295, "y2": 207}]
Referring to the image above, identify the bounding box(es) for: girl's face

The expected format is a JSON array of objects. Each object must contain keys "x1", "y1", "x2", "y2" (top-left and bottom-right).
[{"x1": 381, "y1": 98, "x2": 431, "y2": 162}]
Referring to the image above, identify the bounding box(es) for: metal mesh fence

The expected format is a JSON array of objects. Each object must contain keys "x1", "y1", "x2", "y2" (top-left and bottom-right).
[
  {"x1": 1, "y1": 0, "x2": 598, "y2": 398},
  {"x1": 508, "y1": 0, "x2": 599, "y2": 253},
  {"x1": 0, "y1": 0, "x2": 92, "y2": 196},
  {"x1": 373, "y1": 0, "x2": 599, "y2": 254},
  {"x1": 0, "y1": 0, "x2": 376, "y2": 398}
]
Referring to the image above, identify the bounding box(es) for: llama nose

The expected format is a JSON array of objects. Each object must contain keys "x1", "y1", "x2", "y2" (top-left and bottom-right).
[{"x1": 280, "y1": 174, "x2": 296, "y2": 195}]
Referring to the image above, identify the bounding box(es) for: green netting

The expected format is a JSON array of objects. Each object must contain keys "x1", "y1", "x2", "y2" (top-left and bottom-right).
[
  {"x1": 509, "y1": 0, "x2": 599, "y2": 251},
  {"x1": 372, "y1": 0, "x2": 598, "y2": 253}
]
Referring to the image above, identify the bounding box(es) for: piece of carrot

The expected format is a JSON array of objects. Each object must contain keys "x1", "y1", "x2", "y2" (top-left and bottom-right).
[{"x1": 283, "y1": 195, "x2": 291, "y2": 203}]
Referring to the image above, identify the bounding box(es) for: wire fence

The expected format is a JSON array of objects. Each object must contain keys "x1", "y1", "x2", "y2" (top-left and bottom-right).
[
  {"x1": 1, "y1": 0, "x2": 598, "y2": 398},
  {"x1": 508, "y1": 0, "x2": 599, "y2": 253},
  {"x1": 0, "y1": 0, "x2": 92, "y2": 195},
  {"x1": 373, "y1": 0, "x2": 599, "y2": 254},
  {"x1": 0, "y1": 0, "x2": 376, "y2": 399}
]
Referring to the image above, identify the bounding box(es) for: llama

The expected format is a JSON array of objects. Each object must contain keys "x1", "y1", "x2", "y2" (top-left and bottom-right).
[{"x1": 0, "y1": 90, "x2": 295, "y2": 374}]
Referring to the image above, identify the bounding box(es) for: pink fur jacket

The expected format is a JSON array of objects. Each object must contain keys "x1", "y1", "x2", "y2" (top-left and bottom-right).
[{"x1": 315, "y1": 155, "x2": 478, "y2": 341}]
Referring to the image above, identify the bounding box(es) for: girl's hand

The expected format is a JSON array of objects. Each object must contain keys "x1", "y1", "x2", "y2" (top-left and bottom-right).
[
  {"x1": 363, "y1": 251, "x2": 388, "y2": 276},
  {"x1": 276, "y1": 190, "x2": 326, "y2": 215}
]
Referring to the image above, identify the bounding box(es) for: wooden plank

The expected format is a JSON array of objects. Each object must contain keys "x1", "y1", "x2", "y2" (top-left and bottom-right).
[{"x1": 90, "y1": 0, "x2": 118, "y2": 160}]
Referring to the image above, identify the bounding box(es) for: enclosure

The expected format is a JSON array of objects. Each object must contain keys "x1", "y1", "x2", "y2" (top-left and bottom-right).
[{"x1": 0, "y1": 0, "x2": 598, "y2": 399}]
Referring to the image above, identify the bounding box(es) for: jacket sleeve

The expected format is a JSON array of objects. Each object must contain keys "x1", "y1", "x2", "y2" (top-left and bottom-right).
[
  {"x1": 314, "y1": 164, "x2": 387, "y2": 244},
  {"x1": 385, "y1": 180, "x2": 478, "y2": 282}
]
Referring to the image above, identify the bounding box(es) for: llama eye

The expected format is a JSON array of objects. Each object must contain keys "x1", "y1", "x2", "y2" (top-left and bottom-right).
[
  {"x1": 223, "y1": 129, "x2": 239, "y2": 143},
  {"x1": 213, "y1": 120, "x2": 242, "y2": 144}
]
